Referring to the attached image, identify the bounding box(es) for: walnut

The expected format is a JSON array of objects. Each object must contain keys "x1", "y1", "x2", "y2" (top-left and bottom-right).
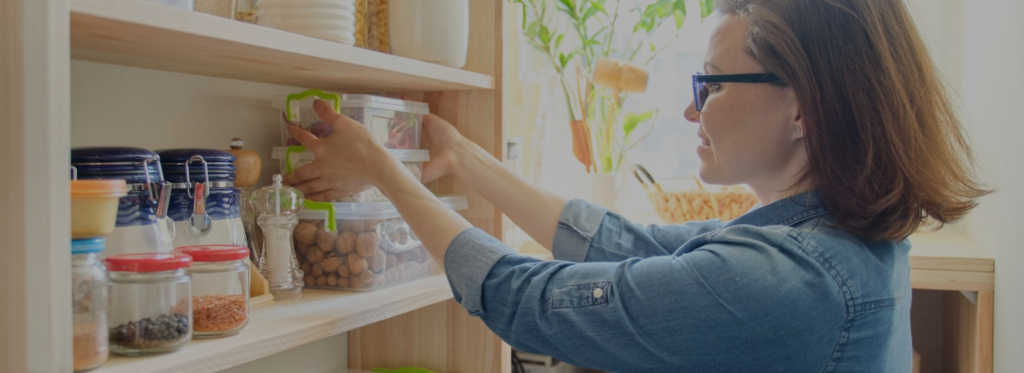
[
  {"x1": 295, "y1": 242, "x2": 311, "y2": 257},
  {"x1": 321, "y1": 257, "x2": 343, "y2": 273},
  {"x1": 306, "y1": 249, "x2": 324, "y2": 264},
  {"x1": 316, "y1": 276, "x2": 327, "y2": 287},
  {"x1": 311, "y1": 263, "x2": 324, "y2": 278},
  {"x1": 397, "y1": 253, "x2": 409, "y2": 264},
  {"x1": 359, "y1": 269, "x2": 375, "y2": 284},
  {"x1": 338, "y1": 276, "x2": 350, "y2": 288},
  {"x1": 304, "y1": 275, "x2": 315, "y2": 287},
  {"x1": 300, "y1": 262, "x2": 311, "y2": 274},
  {"x1": 356, "y1": 232, "x2": 378, "y2": 258},
  {"x1": 337, "y1": 264, "x2": 351, "y2": 278},
  {"x1": 327, "y1": 274, "x2": 338, "y2": 287},
  {"x1": 336, "y1": 231, "x2": 357, "y2": 254},
  {"x1": 386, "y1": 254, "x2": 398, "y2": 269},
  {"x1": 369, "y1": 248, "x2": 386, "y2": 272},
  {"x1": 350, "y1": 275, "x2": 365, "y2": 289},
  {"x1": 294, "y1": 222, "x2": 318, "y2": 245},
  {"x1": 317, "y1": 229, "x2": 338, "y2": 252},
  {"x1": 340, "y1": 219, "x2": 375, "y2": 233},
  {"x1": 347, "y1": 252, "x2": 368, "y2": 275}
]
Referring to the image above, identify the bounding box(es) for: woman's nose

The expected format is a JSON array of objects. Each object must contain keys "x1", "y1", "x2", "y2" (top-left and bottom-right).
[{"x1": 684, "y1": 100, "x2": 700, "y2": 123}]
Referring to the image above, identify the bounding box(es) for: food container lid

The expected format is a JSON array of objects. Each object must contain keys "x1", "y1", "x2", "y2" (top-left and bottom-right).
[
  {"x1": 176, "y1": 244, "x2": 249, "y2": 262},
  {"x1": 71, "y1": 147, "x2": 163, "y2": 181},
  {"x1": 298, "y1": 195, "x2": 468, "y2": 221},
  {"x1": 272, "y1": 147, "x2": 429, "y2": 163},
  {"x1": 71, "y1": 237, "x2": 105, "y2": 254},
  {"x1": 71, "y1": 179, "x2": 129, "y2": 196},
  {"x1": 104, "y1": 253, "x2": 193, "y2": 272},
  {"x1": 272, "y1": 94, "x2": 430, "y2": 115},
  {"x1": 157, "y1": 148, "x2": 237, "y2": 183}
]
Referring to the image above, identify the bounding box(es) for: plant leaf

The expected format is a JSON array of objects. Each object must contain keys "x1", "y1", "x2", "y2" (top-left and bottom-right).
[
  {"x1": 559, "y1": 53, "x2": 570, "y2": 69},
  {"x1": 622, "y1": 110, "x2": 655, "y2": 141},
  {"x1": 590, "y1": 0, "x2": 608, "y2": 16},
  {"x1": 538, "y1": 25, "x2": 552, "y2": 45},
  {"x1": 555, "y1": 34, "x2": 565, "y2": 50},
  {"x1": 649, "y1": 41, "x2": 656, "y2": 53},
  {"x1": 673, "y1": 9, "x2": 684, "y2": 30},
  {"x1": 700, "y1": 0, "x2": 715, "y2": 18}
]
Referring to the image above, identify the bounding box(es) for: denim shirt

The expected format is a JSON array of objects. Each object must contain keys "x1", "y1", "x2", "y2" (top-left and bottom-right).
[{"x1": 444, "y1": 191, "x2": 912, "y2": 372}]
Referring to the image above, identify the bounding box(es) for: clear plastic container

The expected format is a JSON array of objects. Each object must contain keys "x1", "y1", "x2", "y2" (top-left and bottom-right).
[
  {"x1": 104, "y1": 253, "x2": 193, "y2": 356},
  {"x1": 271, "y1": 147, "x2": 428, "y2": 202},
  {"x1": 294, "y1": 196, "x2": 466, "y2": 291},
  {"x1": 176, "y1": 245, "x2": 250, "y2": 338},
  {"x1": 71, "y1": 238, "x2": 109, "y2": 372},
  {"x1": 388, "y1": 0, "x2": 468, "y2": 68},
  {"x1": 273, "y1": 90, "x2": 428, "y2": 150}
]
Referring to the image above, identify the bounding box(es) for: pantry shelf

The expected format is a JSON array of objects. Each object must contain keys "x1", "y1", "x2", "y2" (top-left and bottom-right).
[
  {"x1": 93, "y1": 273, "x2": 454, "y2": 373},
  {"x1": 70, "y1": 0, "x2": 496, "y2": 93}
]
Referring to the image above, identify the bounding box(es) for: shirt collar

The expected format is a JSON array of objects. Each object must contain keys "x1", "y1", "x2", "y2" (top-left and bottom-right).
[{"x1": 723, "y1": 190, "x2": 829, "y2": 228}]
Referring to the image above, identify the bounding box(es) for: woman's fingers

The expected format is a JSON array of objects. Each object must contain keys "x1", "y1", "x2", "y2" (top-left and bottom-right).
[
  {"x1": 287, "y1": 123, "x2": 320, "y2": 149},
  {"x1": 282, "y1": 162, "x2": 320, "y2": 186}
]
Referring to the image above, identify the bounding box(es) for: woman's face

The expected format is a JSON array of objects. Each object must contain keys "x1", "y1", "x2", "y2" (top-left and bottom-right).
[{"x1": 684, "y1": 15, "x2": 807, "y2": 196}]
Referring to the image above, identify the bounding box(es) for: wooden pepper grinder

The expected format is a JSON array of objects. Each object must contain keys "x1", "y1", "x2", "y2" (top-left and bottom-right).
[
  {"x1": 226, "y1": 138, "x2": 271, "y2": 298},
  {"x1": 227, "y1": 138, "x2": 261, "y2": 188}
]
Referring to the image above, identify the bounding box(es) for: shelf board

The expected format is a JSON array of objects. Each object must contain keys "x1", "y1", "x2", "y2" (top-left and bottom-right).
[
  {"x1": 70, "y1": 0, "x2": 495, "y2": 92},
  {"x1": 909, "y1": 230, "x2": 994, "y2": 273},
  {"x1": 95, "y1": 274, "x2": 454, "y2": 373}
]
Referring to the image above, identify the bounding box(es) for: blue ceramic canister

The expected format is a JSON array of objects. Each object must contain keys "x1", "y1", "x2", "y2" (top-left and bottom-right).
[
  {"x1": 157, "y1": 149, "x2": 247, "y2": 248},
  {"x1": 70, "y1": 147, "x2": 176, "y2": 257}
]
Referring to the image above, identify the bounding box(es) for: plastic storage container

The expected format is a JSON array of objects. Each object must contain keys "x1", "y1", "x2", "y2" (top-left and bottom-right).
[
  {"x1": 234, "y1": 0, "x2": 257, "y2": 23},
  {"x1": 71, "y1": 238, "x2": 109, "y2": 372},
  {"x1": 176, "y1": 245, "x2": 250, "y2": 338},
  {"x1": 141, "y1": 0, "x2": 194, "y2": 11},
  {"x1": 274, "y1": 90, "x2": 428, "y2": 150},
  {"x1": 71, "y1": 147, "x2": 176, "y2": 257},
  {"x1": 294, "y1": 196, "x2": 466, "y2": 291},
  {"x1": 388, "y1": 0, "x2": 468, "y2": 68},
  {"x1": 104, "y1": 253, "x2": 193, "y2": 356},
  {"x1": 272, "y1": 147, "x2": 428, "y2": 202},
  {"x1": 71, "y1": 178, "x2": 128, "y2": 239},
  {"x1": 157, "y1": 149, "x2": 247, "y2": 248},
  {"x1": 256, "y1": 0, "x2": 356, "y2": 45}
]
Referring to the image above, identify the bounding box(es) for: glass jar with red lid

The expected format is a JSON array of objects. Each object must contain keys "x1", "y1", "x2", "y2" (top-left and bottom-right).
[
  {"x1": 175, "y1": 245, "x2": 250, "y2": 338},
  {"x1": 104, "y1": 253, "x2": 193, "y2": 355}
]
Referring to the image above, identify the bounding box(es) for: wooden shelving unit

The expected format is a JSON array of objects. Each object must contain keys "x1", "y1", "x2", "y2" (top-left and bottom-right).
[
  {"x1": 70, "y1": 0, "x2": 495, "y2": 93},
  {"x1": 3, "y1": 0, "x2": 507, "y2": 371},
  {"x1": 95, "y1": 275, "x2": 454, "y2": 373}
]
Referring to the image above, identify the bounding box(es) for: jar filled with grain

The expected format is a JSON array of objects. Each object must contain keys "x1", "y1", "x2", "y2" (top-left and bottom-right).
[
  {"x1": 194, "y1": 0, "x2": 236, "y2": 18},
  {"x1": 176, "y1": 245, "x2": 250, "y2": 338},
  {"x1": 104, "y1": 253, "x2": 193, "y2": 356},
  {"x1": 71, "y1": 238, "x2": 109, "y2": 372}
]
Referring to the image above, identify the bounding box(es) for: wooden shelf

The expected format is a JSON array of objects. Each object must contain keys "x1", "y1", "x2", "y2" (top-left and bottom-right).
[
  {"x1": 908, "y1": 230, "x2": 994, "y2": 292},
  {"x1": 94, "y1": 274, "x2": 454, "y2": 373},
  {"x1": 70, "y1": 0, "x2": 495, "y2": 93}
]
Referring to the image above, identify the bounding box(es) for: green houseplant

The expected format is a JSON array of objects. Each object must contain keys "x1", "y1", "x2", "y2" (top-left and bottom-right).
[{"x1": 512, "y1": 0, "x2": 715, "y2": 173}]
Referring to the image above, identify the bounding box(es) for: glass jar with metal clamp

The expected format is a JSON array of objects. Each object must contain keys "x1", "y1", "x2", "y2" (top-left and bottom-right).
[
  {"x1": 71, "y1": 147, "x2": 176, "y2": 257},
  {"x1": 157, "y1": 149, "x2": 247, "y2": 249}
]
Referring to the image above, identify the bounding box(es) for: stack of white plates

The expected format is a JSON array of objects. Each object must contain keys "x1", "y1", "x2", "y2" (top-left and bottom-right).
[{"x1": 256, "y1": 0, "x2": 357, "y2": 45}]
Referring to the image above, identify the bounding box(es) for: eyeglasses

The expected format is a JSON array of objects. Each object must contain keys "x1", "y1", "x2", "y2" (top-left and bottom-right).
[{"x1": 692, "y1": 72, "x2": 783, "y2": 112}]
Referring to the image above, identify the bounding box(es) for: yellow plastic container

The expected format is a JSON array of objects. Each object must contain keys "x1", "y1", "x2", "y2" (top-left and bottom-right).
[{"x1": 71, "y1": 180, "x2": 128, "y2": 239}]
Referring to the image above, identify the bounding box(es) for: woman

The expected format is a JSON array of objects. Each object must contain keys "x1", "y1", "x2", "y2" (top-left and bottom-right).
[{"x1": 283, "y1": 0, "x2": 989, "y2": 371}]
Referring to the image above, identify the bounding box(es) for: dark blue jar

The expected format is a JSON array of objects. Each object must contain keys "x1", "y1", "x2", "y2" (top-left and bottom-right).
[
  {"x1": 71, "y1": 147, "x2": 176, "y2": 256},
  {"x1": 158, "y1": 149, "x2": 245, "y2": 248}
]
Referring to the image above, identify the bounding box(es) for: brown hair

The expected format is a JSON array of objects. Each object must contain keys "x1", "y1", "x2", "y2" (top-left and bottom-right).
[{"x1": 716, "y1": 0, "x2": 990, "y2": 241}]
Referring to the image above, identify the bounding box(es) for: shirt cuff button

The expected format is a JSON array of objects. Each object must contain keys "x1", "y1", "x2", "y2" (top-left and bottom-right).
[{"x1": 593, "y1": 288, "x2": 604, "y2": 299}]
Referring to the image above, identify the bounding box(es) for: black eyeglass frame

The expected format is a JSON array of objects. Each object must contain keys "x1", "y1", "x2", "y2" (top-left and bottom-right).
[{"x1": 692, "y1": 72, "x2": 783, "y2": 112}]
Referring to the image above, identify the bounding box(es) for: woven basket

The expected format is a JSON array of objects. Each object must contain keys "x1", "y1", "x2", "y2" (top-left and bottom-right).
[{"x1": 632, "y1": 165, "x2": 759, "y2": 224}]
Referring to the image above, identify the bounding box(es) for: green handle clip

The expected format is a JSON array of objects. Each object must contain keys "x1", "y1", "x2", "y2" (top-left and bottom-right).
[
  {"x1": 302, "y1": 200, "x2": 336, "y2": 232},
  {"x1": 285, "y1": 89, "x2": 341, "y2": 122}
]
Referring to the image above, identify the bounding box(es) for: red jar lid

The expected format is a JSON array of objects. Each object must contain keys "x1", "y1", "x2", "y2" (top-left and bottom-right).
[
  {"x1": 104, "y1": 253, "x2": 193, "y2": 273},
  {"x1": 176, "y1": 245, "x2": 249, "y2": 262}
]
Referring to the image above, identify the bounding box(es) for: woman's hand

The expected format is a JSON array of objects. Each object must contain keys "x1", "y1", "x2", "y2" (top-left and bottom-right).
[
  {"x1": 420, "y1": 114, "x2": 467, "y2": 183},
  {"x1": 282, "y1": 99, "x2": 394, "y2": 202}
]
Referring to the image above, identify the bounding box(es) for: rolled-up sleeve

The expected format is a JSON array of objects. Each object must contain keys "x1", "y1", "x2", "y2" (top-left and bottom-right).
[
  {"x1": 442, "y1": 224, "x2": 845, "y2": 372},
  {"x1": 553, "y1": 199, "x2": 724, "y2": 263}
]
